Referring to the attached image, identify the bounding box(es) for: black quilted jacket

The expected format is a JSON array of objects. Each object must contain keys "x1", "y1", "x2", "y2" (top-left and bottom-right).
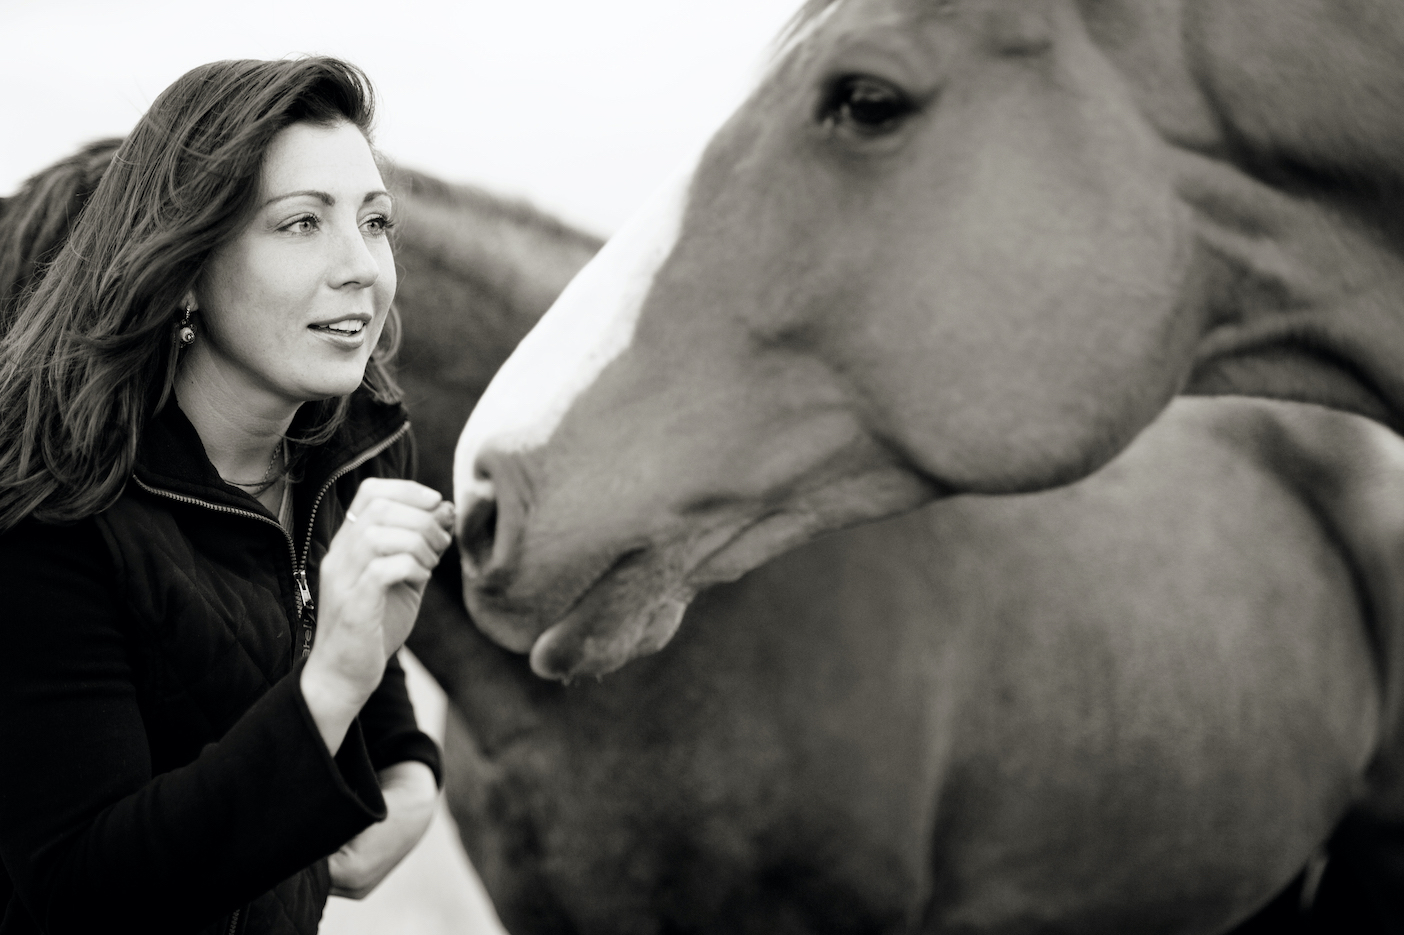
[{"x1": 0, "y1": 390, "x2": 443, "y2": 935}]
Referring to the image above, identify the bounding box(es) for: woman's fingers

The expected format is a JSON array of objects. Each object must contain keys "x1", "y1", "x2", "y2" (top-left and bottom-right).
[
  {"x1": 306, "y1": 481, "x2": 449, "y2": 725},
  {"x1": 345, "y1": 478, "x2": 445, "y2": 524},
  {"x1": 331, "y1": 481, "x2": 454, "y2": 588},
  {"x1": 348, "y1": 498, "x2": 451, "y2": 543},
  {"x1": 346, "y1": 500, "x2": 452, "y2": 542},
  {"x1": 363, "y1": 553, "x2": 434, "y2": 591},
  {"x1": 359, "y1": 525, "x2": 444, "y2": 574},
  {"x1": 337, "y1": 510, "x2": 451, "y2": 577}
]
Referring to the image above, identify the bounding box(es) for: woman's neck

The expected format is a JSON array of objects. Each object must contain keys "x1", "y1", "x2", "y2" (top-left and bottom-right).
[{"x1": 173, "y1": 360, "x2": 299, "y2": 492}]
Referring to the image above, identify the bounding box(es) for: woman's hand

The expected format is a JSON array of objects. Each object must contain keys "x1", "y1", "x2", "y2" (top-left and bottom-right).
[
  {"x1": 329, "y1": 761, "x2": 439, "y2": 899},
  {"x1": 301, "y1": 478, "x2": 453, "y2": 754}
]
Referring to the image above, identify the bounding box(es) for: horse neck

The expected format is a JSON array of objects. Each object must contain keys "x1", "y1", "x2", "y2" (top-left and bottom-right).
[{"x1": 1082, "y1": 0, "x2": 1404, "y2": 432}]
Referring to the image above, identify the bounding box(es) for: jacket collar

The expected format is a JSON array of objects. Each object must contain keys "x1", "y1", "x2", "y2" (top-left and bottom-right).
[{"x1": 133, "y1": 388, "x2": 409, "y2": 515}]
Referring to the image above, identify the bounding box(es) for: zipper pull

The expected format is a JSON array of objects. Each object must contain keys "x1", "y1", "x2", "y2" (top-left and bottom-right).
[
  {"x1": 294, "y1": 569, "x2": 317, "y2": 660},
  {"x1": 295, "y1": 568, "x2": 315, "y2": 612}
]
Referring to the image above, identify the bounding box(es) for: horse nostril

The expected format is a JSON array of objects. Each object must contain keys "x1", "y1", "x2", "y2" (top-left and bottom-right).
[
  {"x1": 457, "y1": 446, "x2": 532, "y2": 586},
  {"x1": 459, "y1": 491, "x2": 498, "y2": 575}
]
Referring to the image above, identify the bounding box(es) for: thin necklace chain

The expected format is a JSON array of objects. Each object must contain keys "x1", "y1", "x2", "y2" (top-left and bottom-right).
[{"x1": 225, "y1": 439, "x2": 285, "y2": 492}]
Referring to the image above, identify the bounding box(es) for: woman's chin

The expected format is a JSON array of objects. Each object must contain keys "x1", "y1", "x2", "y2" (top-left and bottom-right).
[{"x1": 293, "y1": 368, "x2": 369, "y2": 403}]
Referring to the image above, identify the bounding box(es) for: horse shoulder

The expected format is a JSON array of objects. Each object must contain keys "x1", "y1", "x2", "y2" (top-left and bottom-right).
[
  {"x1": 902, "y1": 397, "x2": 1380, "y2": 931},
  {"x1": 1217, "y1": 397, "x2": 1404, "y2": 821}
]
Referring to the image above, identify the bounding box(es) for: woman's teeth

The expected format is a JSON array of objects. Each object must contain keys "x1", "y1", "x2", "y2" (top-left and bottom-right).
[{"x1": 315, "y1": 320, "x2": 365, "y2": 334}]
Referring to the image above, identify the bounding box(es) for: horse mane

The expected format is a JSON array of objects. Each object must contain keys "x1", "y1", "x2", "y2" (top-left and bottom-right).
[
  {"x1": 387, "y1": 164, "x2": 602, "y2": 497},
  {"x1": 390, "y1": 164, "x2": 600, "y2": 316},
  {"x1": 0, "y1": 138, "x2": 122, "y2": 330}
]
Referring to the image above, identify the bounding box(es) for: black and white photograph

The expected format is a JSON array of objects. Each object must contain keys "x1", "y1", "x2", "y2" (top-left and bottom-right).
[{"x1": 2, "y1": 1, "x2": 1402, "y2": 933}]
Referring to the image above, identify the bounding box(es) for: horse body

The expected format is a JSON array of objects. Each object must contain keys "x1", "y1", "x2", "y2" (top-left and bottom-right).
[
  {"x1": 422, "y1": 397, "x2": 1395, "y2": 934},
  {"x1": 372, "y1": 163, "x2": 1404, "y2": 927}
]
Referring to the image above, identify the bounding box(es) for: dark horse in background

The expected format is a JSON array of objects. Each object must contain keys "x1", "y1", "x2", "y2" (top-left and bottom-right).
[{"x1": 5, "y1": 25, "x2": 1404, "y2": 932}]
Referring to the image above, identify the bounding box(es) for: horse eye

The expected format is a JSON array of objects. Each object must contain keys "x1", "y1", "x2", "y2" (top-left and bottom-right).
[{"x1": 820, "y1": 75, "x2": 916, "y2": 138}]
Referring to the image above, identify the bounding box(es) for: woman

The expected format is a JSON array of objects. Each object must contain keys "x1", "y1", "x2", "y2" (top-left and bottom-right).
[{"x1": 0, "y1": 58, "x2": 452, "y2": 934}]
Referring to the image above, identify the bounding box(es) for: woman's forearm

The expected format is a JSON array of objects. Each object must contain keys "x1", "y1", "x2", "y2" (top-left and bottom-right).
[
  {"x1": 329, "y1": 760, "x2": 439, "y2": 899},
  {"x1": 300, "y1": 658, "x2": 377, "y2": 756}
]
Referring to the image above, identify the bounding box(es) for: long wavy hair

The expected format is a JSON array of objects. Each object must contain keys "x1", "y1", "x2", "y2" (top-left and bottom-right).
[{"x1": 0, "y1": 57, "x2": 402, "y2": 532}]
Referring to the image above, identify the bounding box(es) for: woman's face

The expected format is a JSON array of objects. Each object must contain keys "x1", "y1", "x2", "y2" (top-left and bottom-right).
[{"x1": 190, "y1": 120, "x2": 396, "y2": 409}]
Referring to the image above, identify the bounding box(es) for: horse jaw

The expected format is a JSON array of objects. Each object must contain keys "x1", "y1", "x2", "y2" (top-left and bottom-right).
[
  {"x1": 520, "y1": 460, "x2": 938, "y2": 681},
  {"x1": 529, "y1": 595, "x2": 689, "y2": 681}
]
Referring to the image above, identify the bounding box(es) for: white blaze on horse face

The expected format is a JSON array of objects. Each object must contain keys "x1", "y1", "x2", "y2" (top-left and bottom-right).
[{"x1": 453, "y1": 158, "x2": 696, "y2": 510}]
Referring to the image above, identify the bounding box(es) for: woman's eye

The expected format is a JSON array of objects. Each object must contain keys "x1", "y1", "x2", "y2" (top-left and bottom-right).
[
  {"x1": 283, "y1": 215, "x2": 319, "y2": 234},
  {"x1": 362, "y1": 214, "x2": 395, "y2": 235},
  {"x1": 819, "y1": 75, "x2": 917, "y2": 139}
]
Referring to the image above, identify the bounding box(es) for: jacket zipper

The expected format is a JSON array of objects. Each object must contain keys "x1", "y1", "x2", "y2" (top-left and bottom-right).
[
  {"x1": 132, "y1": 420, "x2": 410, "y2": 665},
  {"x1": 298, "y1": 421, "x2": 411, "y2": 574},
  {"x1": 291, "y1": 420, "x2": 411, "y2": 662},
  {"x1": 226, "y1": 907, "x2": 241, "y2": 935}
]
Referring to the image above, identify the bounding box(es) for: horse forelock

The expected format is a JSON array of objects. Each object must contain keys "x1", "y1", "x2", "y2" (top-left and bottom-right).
[
  {"x1": 772, "y1": 0, "x2": 849, "y2": 61},
  {"x1": 783, "y1": 0, "x2": 846, "y2": 36},
  {"x1": 770, "y1": 0, "x2": 971, "y2": 69}
]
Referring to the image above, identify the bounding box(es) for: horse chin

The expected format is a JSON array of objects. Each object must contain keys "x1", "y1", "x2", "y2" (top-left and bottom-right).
[
  {"x1": 459, "y1": 550, "x2": 549, "y2": 654},
  {"x1": 462, "y1": 593, "x2": 540, "y2": 656},
  {"x1": 521, "y1": 516, "x2": 811, "y2": 681},
  {"x1": 528, "y1": 594, "x2": 691, "y2": 681}
]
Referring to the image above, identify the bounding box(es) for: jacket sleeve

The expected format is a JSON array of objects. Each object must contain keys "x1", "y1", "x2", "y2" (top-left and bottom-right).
[
  {"x1": 0, "y1": 518, "x2": 387, "y2": 935},
  {"x1": 360, "y1": 654, "x2": 445, "y2": 787}
]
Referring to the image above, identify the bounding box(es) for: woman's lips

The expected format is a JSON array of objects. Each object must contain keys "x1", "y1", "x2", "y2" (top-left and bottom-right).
[
  {"x1": 309, "y1": 318, "x2": 369, "y2": 345},
  {"x1": 310, "y1": 318, "x2": 366, "y2": 334}
]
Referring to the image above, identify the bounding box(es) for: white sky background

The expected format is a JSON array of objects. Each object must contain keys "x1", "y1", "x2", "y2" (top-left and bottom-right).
[{"x1": 0, "y1": 0, "x2": 801, "y2": 237}]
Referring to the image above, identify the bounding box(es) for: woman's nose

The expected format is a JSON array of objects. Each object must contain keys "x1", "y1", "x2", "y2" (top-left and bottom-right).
[{"x1": 330, "y1": 222, "x2": 382, "y2": 288}]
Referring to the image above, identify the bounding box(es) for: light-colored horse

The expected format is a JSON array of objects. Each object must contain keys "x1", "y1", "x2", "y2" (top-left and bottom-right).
[
  {"x1": 438, "y1": 1, "x2": 1404, "y2": 929},
  {"x1": 372, "y1": 163, "x2": 1404, "y2": 931},
  {"x1": 452, "y1": 0, "x2": 1404, "y2": 691}
]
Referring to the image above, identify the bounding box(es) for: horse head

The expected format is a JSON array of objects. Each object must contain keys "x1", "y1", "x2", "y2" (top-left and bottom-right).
[{"x1": 455, "y1": 0, "x2": 1404, "y2": 679}]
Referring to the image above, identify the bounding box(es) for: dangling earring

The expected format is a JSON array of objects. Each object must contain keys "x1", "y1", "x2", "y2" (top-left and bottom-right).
[{"x1": 177, "y1": 303, "x2": 196, "y2": 347}]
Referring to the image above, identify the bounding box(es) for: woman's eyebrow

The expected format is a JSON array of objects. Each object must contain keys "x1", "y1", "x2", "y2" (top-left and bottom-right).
[{"x1": 260, "y1": 189, "x2": 393, "y2": 209}]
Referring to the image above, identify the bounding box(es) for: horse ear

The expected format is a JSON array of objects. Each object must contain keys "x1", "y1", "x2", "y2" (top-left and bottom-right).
[{"x1": 978, "y1": 0, "x2": 1055, "y2": 56}]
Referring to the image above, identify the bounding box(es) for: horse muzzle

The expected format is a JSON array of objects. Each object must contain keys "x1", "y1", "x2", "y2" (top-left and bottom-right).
[{"x1": 456, "y1": 450, "x2": 697, "y2": 679}]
